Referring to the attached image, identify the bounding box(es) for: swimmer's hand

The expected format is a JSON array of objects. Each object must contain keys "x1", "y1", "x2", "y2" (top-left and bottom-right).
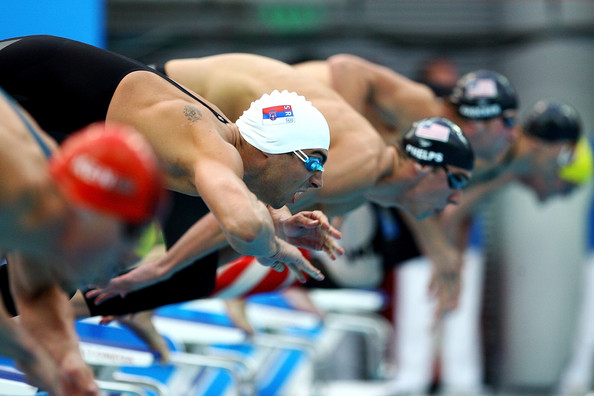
[
  {"x1": 277, "y1": 210, "x2": 344, "y2": 260},
  {"x1": 16, "y1": 342, "x2": 66, "y2": 396},
  {"x1": 258, "y1": 238, "x2": 325, "y2": 283},
  {"x1": 86, "y1": 244, "x2": 167, "y2": 304},
  {"x1": 85, "y1": 263, "x2": 161, "y2": 305},
  {"x1": 429, "y1": 249, "x2": 463, "y2": 328},
  {"x1": 59, "y1": 350, "x2": 100, "y2": 396}
]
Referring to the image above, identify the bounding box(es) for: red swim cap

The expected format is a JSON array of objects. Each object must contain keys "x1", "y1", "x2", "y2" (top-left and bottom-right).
[{"x1": 49, "y1": 122, "x2": 167, "y2": 224}]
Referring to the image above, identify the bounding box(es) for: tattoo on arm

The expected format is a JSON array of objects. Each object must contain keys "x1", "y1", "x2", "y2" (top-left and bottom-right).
[{"x1": 184, "y1": 105, "x2": 202, "y2": 122}]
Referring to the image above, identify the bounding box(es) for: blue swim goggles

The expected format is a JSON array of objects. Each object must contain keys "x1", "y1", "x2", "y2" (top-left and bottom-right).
[
  {"x1": 294, "y1": 150, "x2": 324, "y2": 172},
  {"x1": 442, "y1": 165, "x2": 470, "y2": 190}
]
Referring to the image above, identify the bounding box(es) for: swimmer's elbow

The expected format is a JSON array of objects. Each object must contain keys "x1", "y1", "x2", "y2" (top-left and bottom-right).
[
  {"x1": 225, "y1": 219, "x2": 264, "y2": 245},
  {"x1": 328, "y1": 54, "x2": 365, "y2": 68},
  {"x1": 221, "y1": 207, "x2": 275, "y2": 256}
]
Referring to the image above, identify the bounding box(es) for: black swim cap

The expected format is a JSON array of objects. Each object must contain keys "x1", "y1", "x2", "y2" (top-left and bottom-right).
[
  {"x1": 401, "y1": 117, "x2": 475, "y2": 171},
  {"x1": 449, "y1": 70, "x2": 518, "y2": 121},
  {"x1": 523, "y1": 98, "x2": 581, "y2": 143}
]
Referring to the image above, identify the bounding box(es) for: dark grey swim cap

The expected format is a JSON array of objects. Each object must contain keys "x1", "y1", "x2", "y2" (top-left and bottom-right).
[{"x1": 523, "y1": 98, "x2": 581, "y2": 143}]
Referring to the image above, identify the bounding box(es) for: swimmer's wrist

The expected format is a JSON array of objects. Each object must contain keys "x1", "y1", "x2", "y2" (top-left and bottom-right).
[
  {"x1": 266, "y1": 239, "x2": 282, "y2": 260},
  {"x1": 267, "y1": 206, "x2": 290, "y2": 237},
  {"x1": 13, "y1": 335, "x2": 42, "y2": 368}
]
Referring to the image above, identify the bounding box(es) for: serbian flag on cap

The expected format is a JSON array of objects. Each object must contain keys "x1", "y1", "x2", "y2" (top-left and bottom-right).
[{"x1": 262, "y1": 105, "x2": 294, "y2": 125}]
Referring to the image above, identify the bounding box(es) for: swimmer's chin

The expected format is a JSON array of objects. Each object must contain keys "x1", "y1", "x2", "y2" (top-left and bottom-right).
[
  {"x1": 292, "y1": 191, "x2": 306, "y2": 204},
  {"x1": 414, "y1": 208, "x2": 441, "y2": 221}
]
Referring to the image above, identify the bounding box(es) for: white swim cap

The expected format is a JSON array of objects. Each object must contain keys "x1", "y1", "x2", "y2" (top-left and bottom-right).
[{"x1": 236, "y1": 90, "x2": 330, "y2": 154}]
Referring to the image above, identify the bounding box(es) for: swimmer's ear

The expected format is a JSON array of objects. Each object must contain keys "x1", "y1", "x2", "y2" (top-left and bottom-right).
[
  {"x1": 260, "y1": 151, "x2": 273, "y2": 160},
  {"x1": 413, "y1": 162, "x2": 432, "y2": 175}
]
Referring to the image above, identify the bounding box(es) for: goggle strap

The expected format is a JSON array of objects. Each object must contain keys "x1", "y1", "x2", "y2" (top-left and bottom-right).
[{"x1": 294, "y1": 149, "x2": 309, "y2": 162}]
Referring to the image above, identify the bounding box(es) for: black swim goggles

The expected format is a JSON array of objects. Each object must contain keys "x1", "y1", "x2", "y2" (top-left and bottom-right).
[
  {"x1": 469, "y1": 112, "x2": 516, "y2": 128},
  {"x1": 502, "y1": 115, "x2": 516, "y2": 128},
  {"x1": 294, "y1": 150, "x2": 324, "y2": 172},
  {"x1": 442, "y1": 165, "x2": 470, "y2": 189},
  {"x1": 556, "y1": 144, "x2": 574, "y2": 168},
  {"x1": 480, "y1": 114, "x2": 515, "y2": 128}
]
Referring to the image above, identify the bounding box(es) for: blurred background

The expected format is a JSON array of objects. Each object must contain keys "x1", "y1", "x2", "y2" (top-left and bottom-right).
[{"x1": 1, "y1": 1, "x2": 594, "y2": 394}]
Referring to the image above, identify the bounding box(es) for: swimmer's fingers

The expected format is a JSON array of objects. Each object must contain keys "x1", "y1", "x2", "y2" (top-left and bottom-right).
[
  {"x1": 325, "y1": 226, "x2": 342, "y2": 240},
  {"x1": 85, "y1": 285, "x2": 123, "y2": 299},
  {"x1": 283, "y1": 211, "x2": 342, "y2": 244},
  {"x1": 84, "y1": 288, "x2": 102, "y2": 300},
  {"x1": 265, "y1": 260, "x2": 306, "y2": 283},
  {"x1": 428, "y1": 267, "x2": 461, "y2": 329},
  {"x1": 287, "y1": 256, "x2": 324, "y2": 283},
  {"x1": 99, "y1": 316, "x2": 116, "y2": 325},
  {"x1": 94, "y1": 291, "x2": 121, "y2": 305},
  {"x1": 319, "y1": 220, "x2": 342, "y2": 240},
  {"x1": 265, "y1": 258, "x2": 324, "y2": 284},
  {"x1": 302, "y1": 260, "x2": 324, "y2": 281},
  {"x1": 85, "y1": 271, "x2": 141, "y2": 304},
  {"x1": 309, "y1": 210, "x2": 342, "y2": 239},
  {"x1": 85, "y1": 287, "x2": 126, "y2": 305},
  {"x1": 260, "y1": 239, "x2": 324, "y2": 282},
  {"x1": 323, "y1": 234, "x2": 344, "y2": 260},
  {"x1": 282, "y1": 262, "x2": 306, "y2": 284}
]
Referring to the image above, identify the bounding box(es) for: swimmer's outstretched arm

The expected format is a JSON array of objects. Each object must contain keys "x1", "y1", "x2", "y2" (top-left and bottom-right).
[
  {"x1": 85, "y1": 206, "x2": 343, "y2": 304},
  {"x1": 327, "y1": 54, "x2": 439, "y2": 131},
  {"x1": 440, "y1": 169, "x2": 516, "y2": 242},
  {"x1": 8, "y1": 253, "x2": 99, "y2": 395},
  {"x1": 192, "y1": 153, "x2": 281, "y2": 259},
  {"x1": 422, "y1": 163, "x2": 518, "y2": 323},
  {"x1": 399, "y1": 212, "x2": 464, "y2": 324},
  {"x1": 408, "y1": 174, "x2": 512, "y2": 324}
]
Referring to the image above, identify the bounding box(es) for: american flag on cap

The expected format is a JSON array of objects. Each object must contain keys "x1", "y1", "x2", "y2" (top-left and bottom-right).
[
  {"x1": 416, "y1": 122, "x2": 450, "y2": 142},
  {"x1": 467, "y1": 79, "x2": 497, "y2": 99}
]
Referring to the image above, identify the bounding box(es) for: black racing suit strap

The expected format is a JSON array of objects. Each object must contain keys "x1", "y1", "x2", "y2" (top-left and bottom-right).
[{"x1": 0, "y1": 87, "x2": 52, "y2": 158}]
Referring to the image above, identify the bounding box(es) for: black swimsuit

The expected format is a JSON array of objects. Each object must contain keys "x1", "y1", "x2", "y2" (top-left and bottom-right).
[
  {"x1": 0, "y1": 87, "x2": 54, "y2": 316},
  {"x1": 0, "y1": 35, "x2": 227, "y2": 141},
  {"x1": 0, "y1": 35, "x2": 227, "y2": 316}
]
